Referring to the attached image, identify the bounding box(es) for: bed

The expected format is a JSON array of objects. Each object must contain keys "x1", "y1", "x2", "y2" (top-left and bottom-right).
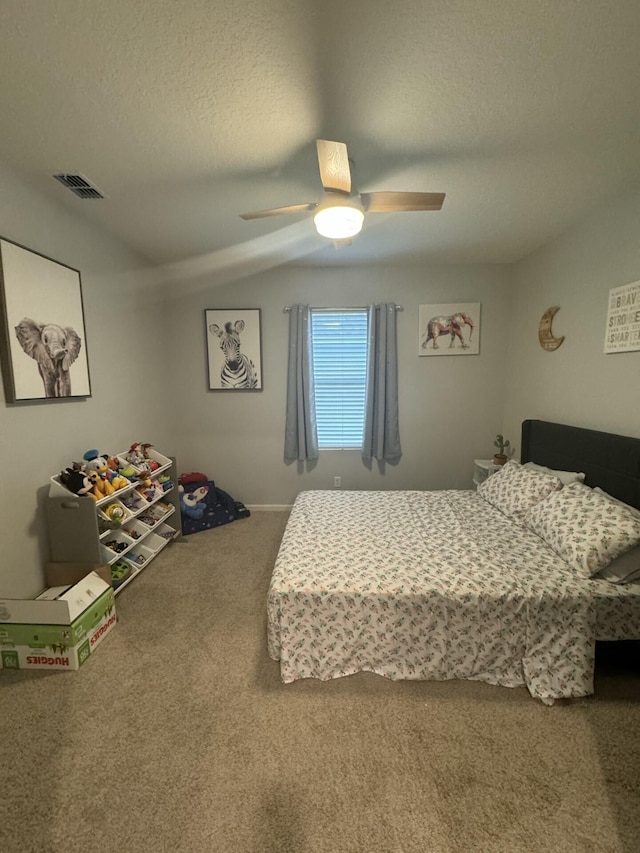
[{"x1": 267, "y1": 420, "x2": 640, "y2": 703}]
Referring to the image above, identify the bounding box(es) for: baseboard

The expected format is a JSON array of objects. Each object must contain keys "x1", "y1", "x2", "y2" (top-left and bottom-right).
[{"x1": 245, "y1": 504, "x2": 293, "y2": 512}]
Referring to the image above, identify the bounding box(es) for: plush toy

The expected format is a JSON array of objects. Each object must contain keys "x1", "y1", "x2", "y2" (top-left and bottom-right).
[
  {"x1": 104, "y1": 455, "x2": 133, "y2": 489},
  {"x1": 158, "y1": 475, "x2": 173, "y2": 492},
  {"x1": 140, "y1": 443, "x2": 160, "y2": 471},
  {"x1": 118, "y1": 461, "x2": 140, "y2": 481},
  {"x1": 85, "y1": 449, "x2": 129, "y2": 491},
  {"x1": 135, "y1": 470, "x2": 156, "y2": 502},
  {"x1": 87, "y1": 470, "x2": 115, "y2": 500},
  {"x1": 178, "y1": 471, "x2": 209, "y2": 485},
  {"x1": 179, "y1": 484, "x2": 209, "y2": 519},
  {"x1": 59, "y1": 467, "x2": 94, "y2": 499},
  {"x1": 102, "y1": 462, "x2": 129, "y2": 491},
  {"x1": 126, "y1": 443, "x2": 146, "y2": 467},
  {"x1": 83, "y1": 449, "x2": 108, "y2": 472}
]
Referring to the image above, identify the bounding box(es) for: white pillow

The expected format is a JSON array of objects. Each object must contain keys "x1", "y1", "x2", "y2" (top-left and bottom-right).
[
  {"x1": 477, "y1": 459, "x2": 562, "y2": 526},
  {"x1": 522, "y1": 461, "x2": 586, "y2": 486},
  {"x1": 525, "y1": 482, "x2": 640, "y2": 578},
  {"x1": 595, "y1": 543, "x2": 640, "y2": 584}
]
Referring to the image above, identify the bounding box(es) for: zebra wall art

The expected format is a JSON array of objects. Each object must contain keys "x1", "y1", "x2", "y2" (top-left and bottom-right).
[{"x1": 207, "y1": 317, "x2": 260, "y2": 389}]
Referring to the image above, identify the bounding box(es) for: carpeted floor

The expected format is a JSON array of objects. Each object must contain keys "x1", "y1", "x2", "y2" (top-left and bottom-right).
[{"x1": 1, "y1": 511, "x2": 639, "y2": 853}]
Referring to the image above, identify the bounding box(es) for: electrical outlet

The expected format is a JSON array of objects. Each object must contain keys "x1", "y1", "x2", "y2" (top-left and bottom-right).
[{"x1": 333, "y1": 476, "x2": 341, "y2": 488}]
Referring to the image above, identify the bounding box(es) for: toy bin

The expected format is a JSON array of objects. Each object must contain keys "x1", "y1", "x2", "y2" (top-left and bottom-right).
[
  {"x1": 120, "y1": 490, "x2": 148, "y2": 514},
  {"x1": 147, "y1": 502, "x2": 172, "y2": 520},
  {"x1": 124, "y1": 545, "x2": 154, "y2": 571},
  {"x1": 143, "y1": 532, "x2": 167, "y2": 554},
  {"x1": 122, "y1": 519, "x2": 151, "y2": 542},
  {"x1": 100, "y1": 531, "x2": 135, "y2": 563},
  {"x1": 137, "y1": 510, "x2": 159, "y2": 527},
  {"x1": 115, "y1": 448, "x2": 172, "y2": 476},
  {"x1": 97, "y1": 500, "x2": 132, "y2": 526},
  {"x1": 144, "y1": 448, "x2": 172, "y2": 473},
  {"x1": 154, "y1": 522, "x2": 178, "y2": 544}
]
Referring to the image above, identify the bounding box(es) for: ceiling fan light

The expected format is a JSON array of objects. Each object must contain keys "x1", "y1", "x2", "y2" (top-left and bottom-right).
[{"x1": 313, "y1": 204, "x2": 364, "y2": 239}]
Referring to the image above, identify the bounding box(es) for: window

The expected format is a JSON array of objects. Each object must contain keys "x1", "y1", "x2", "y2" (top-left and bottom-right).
[{"x1": 311, "y1": 309, "x2": 368, "y2": 448}]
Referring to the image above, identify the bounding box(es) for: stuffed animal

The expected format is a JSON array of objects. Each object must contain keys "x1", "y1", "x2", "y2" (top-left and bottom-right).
[
  {"x1": 179, "y1": 484, "x2": 209, "y2": 519},
  {"x1": 126, "y1": 443, "x2": 146, "y2": 467},
  {"x1": 83, "y1": 449, "x2": 108, "y2": 472},
  {"x1": 140, "y1": 442, "x2": 160, "y2": 471},
  {"x1": 59, "y1": 467, "x2": 94, "y2": 498},
  {"x1": 135, "y1": 470, "x2": 156, "y2": 502},
  {"x1": 87, "y1": 470, "x2": 115, "y2": 500},
  {"x1": 104, "y1": 455, "x2": 133, "y2": 489},
  {"x1": 117, "y1": 460, "x2": 140, "y2": 481},
  {"x1": 85, "y1": 449, "x2": 129, "y2": 492}
]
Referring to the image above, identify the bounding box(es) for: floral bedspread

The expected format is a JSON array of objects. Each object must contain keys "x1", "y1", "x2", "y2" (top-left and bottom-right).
[{"x1": 267, "y1": 490, "x2": 640, "y2": 702}]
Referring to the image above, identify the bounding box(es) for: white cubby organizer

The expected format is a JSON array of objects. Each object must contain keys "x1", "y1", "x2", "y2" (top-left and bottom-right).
[{"x1": 46, "y1": 448, "x2": 181, "y2": 596}]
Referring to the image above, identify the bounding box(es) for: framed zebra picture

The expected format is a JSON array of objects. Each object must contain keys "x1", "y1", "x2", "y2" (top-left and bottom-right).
[{"x1": 205, "y1": 308, "x2": 263, "y2": 391}]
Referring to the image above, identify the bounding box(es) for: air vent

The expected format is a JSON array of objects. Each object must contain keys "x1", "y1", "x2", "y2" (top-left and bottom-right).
[{"x1": 53, "y1": 173, "x2": 106, "y2": 199}]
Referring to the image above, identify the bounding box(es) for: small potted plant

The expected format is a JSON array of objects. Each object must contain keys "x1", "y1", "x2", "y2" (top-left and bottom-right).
[{"x1": 493, "y1": 434, "x2": 510, "y2": 466}]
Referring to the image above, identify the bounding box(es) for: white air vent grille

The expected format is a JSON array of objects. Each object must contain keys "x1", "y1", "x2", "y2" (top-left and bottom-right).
[{"x1": 53, "y1": 173, "x2": 105, "y2": 199}]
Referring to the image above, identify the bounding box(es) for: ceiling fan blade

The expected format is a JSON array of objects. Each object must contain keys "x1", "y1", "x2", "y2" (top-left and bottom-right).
[
  {"x1": 239, "y1": 202, "x2": 317, "y2": 220},
  {"x1": 316, "y1": 139, "x2": 351, "y2": 194},
  {"x1": 360, "y1": 191, "x2": 445, "y2": 213}
]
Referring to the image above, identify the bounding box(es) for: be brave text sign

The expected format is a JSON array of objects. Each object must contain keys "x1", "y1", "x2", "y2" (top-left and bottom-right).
[{"x1": 604, "y1": 280, "x2": 640, "y2": 354}]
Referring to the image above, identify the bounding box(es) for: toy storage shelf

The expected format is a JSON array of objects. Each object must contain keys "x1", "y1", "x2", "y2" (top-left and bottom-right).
[{"x1": 46, "y1": 452, "x2": 180, "y2": 596}]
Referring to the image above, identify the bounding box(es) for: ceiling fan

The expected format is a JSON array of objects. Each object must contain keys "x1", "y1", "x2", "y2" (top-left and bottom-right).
[{"x1": 239, "y1": 139, "x2": 445, "y2": 242}]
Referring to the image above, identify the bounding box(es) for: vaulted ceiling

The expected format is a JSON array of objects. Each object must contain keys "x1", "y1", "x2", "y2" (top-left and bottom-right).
[{"x1": 1, "y1": 1, "x2": 640, "y2": 274}]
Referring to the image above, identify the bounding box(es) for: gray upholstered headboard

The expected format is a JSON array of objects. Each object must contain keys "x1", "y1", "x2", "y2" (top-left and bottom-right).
[{"x1": 521, "y1": 420, "x2": 640, "y2": 511}]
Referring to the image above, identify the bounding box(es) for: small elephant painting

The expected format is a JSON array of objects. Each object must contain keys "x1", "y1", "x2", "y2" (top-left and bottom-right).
[
  {"x1": 0, "y1": 238, "x2": 91, "y2": 402},
  {"x1": 418, "y1": 302, "x2": 481, "y2": 356}
]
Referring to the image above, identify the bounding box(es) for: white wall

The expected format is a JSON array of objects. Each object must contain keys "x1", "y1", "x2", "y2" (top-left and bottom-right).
[
  {"x1": 4, "y1": 163, "x2": 638, "y2": 599},
  {"x1": 504, "y1": 186, "x2": 640, "y2": 453},
  {"x1": 0, "y1": 166, "x2": 171, "y2": 597},
  {"x1": 165, "y1": 263, "x2": 513, "y2": 505}
]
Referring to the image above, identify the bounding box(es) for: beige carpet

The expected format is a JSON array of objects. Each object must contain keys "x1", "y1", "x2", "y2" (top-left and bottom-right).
[{"x1": 1, "y1": 511, "x2": 639, "y2": 853}]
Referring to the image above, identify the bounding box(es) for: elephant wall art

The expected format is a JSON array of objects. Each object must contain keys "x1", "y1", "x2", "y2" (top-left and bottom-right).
[
  {"x1": 14, "y1": 318, "x2": 82, "y2": 397},
  {"x1": 418, "y1": 302, "x2": 481, "y2": 356},
  {"x1": 0, "y1": 237, "x2": 91, "y2": 402}
]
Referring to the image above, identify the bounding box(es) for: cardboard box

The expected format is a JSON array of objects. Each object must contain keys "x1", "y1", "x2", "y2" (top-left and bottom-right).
[
  {"x1": 0, "y1": 573, "x2": 116, "y2": 671},
  {"x1": 45, "y1": 562, "x2": 112, "y2": 589},
  {"x1": 0, "y1": 571, "x2": 109, "y2": 625}
]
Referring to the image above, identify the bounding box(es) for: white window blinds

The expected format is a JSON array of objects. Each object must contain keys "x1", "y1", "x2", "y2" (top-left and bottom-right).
[{"x1": 311, "y1": 309, "x2": 368, "y2": 448}]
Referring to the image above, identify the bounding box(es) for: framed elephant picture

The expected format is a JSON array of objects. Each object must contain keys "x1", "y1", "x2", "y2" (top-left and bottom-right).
[
  {"x1": 418, "y1": 302, "x2": 481, "y2": 356},
  {"x1": 0, "y1": 237, "x2": 91, "y2": 402}
]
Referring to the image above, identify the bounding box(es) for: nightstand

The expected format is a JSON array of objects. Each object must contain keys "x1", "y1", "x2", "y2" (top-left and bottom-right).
[{"x1": 473, "y1": 459, "x2": 500, "y2": 488}]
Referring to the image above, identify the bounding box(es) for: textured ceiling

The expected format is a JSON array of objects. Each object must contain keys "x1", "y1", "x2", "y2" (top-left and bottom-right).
[{"x1": 1, "y1": 0, "x2": 640, "y2": 276}]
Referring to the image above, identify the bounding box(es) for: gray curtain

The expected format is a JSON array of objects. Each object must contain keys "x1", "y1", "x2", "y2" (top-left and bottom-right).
[
  {"x1": 284, "y1": 304, "x2": 319, "y2": 462},
  {"x1": 362, "y1": 303, "x2": 402, "y2": 464}
]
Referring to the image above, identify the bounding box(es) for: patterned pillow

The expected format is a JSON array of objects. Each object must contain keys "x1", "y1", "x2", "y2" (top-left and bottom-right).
[
  {"x1": 522, "y1": 461, "x2": 586, "y2": 486},
  {"x1": 477, "y1": 460, "x2": 562, "y2": 526},
  {"x1": 592, "y1": 487, "x2": 640, "y2": 518},
  {"x1": 525, "y1": 482, "x2": 640, "y2": 577},
  {"x1": 595, "y1": 543, "x2": 640, "y2": 584}
]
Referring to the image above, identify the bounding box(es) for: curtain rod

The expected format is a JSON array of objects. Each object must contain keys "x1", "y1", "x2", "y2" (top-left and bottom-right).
[{"x1": 283, "y1": 305, "x2": 403, "y2": 312}]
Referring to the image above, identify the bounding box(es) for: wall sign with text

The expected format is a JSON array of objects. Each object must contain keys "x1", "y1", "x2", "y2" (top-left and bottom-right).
[{"x1": 604, "y1": 280, "x2": 640, "y2": 354}]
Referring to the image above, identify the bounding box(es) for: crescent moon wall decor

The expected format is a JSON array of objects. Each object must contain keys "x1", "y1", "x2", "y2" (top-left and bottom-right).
[{"x1": 538, "y1": 306, "x2": 565, "y2": 351}]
